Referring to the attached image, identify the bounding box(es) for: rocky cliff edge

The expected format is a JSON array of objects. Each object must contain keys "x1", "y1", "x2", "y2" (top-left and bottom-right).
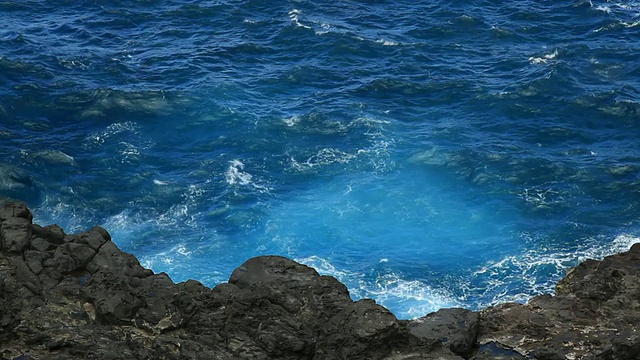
[{"x1": 1, "y1": 201, "x2": 639, "y2": 359}]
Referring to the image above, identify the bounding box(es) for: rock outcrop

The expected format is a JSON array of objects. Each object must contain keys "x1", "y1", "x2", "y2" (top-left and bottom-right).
[{"x1": 0, "y1": 201, "x2": 639, "y2": 359}]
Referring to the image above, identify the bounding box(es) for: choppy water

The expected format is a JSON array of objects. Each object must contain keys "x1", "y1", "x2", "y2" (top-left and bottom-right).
[{"x1": 1, "y1": 0, "x2": 639, "y2": 318}]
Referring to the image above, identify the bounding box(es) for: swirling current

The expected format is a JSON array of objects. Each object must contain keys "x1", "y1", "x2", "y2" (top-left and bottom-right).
[{"x1": 1, "y1": 0, "x2": 639, "y2": 318}]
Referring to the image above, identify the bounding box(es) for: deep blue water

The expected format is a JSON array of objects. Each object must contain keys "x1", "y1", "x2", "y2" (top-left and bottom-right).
[{"x1": 1, "y1": 0, "x2": 639, "y2": 318}]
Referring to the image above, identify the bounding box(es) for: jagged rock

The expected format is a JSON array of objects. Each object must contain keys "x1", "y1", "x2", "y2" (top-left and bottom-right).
[
  {"x1": 0, "y1": 201, "x2": 32, "y2": 221},
  {"x1": 31, "y1": 223, "x2": 65, "y2": 244},
  {"x1": 408, "y1": 308, "x2": 479, "y2": 357},
  {"x1": 0, "y1": 217, "x2": 31, "y2": 253},
  {"x1": 475, "y1": 243, "x2": 640, "y2": 360},
  {"x1": 1, "y1": 200, "x2": 640, "y2": 359},
  {"x1": 0, "y1": 201, "x2": 430, "y2": 359}
]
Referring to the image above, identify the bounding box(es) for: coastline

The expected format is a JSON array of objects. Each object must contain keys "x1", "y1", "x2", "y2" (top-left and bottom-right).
[{"x1": 1, "y1": 201, "x2": 639, "y2": 359}]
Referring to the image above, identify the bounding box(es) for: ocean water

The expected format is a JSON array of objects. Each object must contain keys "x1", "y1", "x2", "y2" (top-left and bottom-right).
[{"x1": 1, "y1": 0, "x2": 639, "y2": 319}]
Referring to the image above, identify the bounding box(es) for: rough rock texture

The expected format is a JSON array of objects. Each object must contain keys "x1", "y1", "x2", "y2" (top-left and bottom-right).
[
  {"x1": 0, "y1": 201, "x2": 639, "y2": 359},
  {"x1": 474, "y1": 244, "x2": 640, "y2": 360}
]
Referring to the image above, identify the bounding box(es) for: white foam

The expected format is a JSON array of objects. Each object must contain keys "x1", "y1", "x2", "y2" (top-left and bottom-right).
[
  {"x1": 604, "y1": 234, "x2": 640, "y2": 254},
  {"x1": 119, "y1": 141, "x2": 141, "y2": 160},
  {"x1": 622, "y1": 19, "x2": 640, "y2": 27},
  {"x1": 58, "y1": 58, "x2": 89, "y2": 70},
  {"x1": 590, "y1": 0, "x2": 640, "y2": 30},
  {"x1": 290, "y1": 148, "x2": 357, "y2": 171},
  {"x1": 283, "y1": 115, "x2": 300, "y2": 127},
  {"x1": 617, "y1": 2, "x2": 640, "y2": 12},
  {"x1": 34, "y1": 197, "x2": 89, "y2": 234},
  {"x1": 86, "y1": 121, "x2": 140, "y2": 146},
  {"x1": 288, "y1": 9, "x2": 311, "y2": 29},
  {"x1": 589, "y1": 0, "x2": 611, "y2": 13},
  {"x1": 297, "y1": 255, "x2": 353, "y2": 279},
  {"x1": 101, "y1": 182, "x2": 207, "y2": 248},
  {"x1": 315, "y1": 22, "x2": 332, "y2": 35},
  {"x1": 140, "y1": 242, "x2": 193, "y2": 273},
  {"x1": 528, "y1": 49, "x2": 558, "y2": 64},
  {"x1": 367, "y1": 273, "x2": 462, "y2": 318},
  {"x1": 225, "y1": 160, "x2": 253, "y2": 185},
  {"x1": 224, "y1": 160, "x2": 271, "y2": 192},
  {"x1": 288, "y1": 115, "x2": 392, "y2": 172},
  {"x1": 375, "y1": 39, "x2": 399, "y2": 46},
  {"x1": 175, "y1": 243, "x2": 193, "y2": 257},
  {"x1": 297, "y1": 256, "x2": 460, "y2": 318},
  {"x1": 594, "y1": 23, "x2": 617, "y2": 32},
  {"x1": 517, "y1": 186, "x2": 564, "y2": 208},
  {"x1": 161, "y1": 204, "x2": 188, "y2": 223},
  {"x1": 104, "y1": 209, "x2": 136, "y2": 232},
  {"x1": 470, "y1": 234, "x2": 640, "y2": 308},
  {"x1": 150, "y1": 185, "x2": 204, "y2": 228}
]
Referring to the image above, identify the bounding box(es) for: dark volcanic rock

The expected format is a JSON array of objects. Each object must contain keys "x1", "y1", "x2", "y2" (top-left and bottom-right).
[
  {"x1": 408, "y1": 308, "x2": 479, "y2": 357},
  {"x1": 1, "y1": 200, "x2": 640, "y2": 359},
  {"x1": 475, "y1": 244, "x2": 640, "y2": 360},
  {"x1": 0, "y1": 201, "x2": 440, "y2": 359}
]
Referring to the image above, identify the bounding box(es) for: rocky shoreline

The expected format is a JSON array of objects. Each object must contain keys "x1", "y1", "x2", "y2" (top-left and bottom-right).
[{"x1": 1, "y1": 201, "x2": 639, "y2": 359}]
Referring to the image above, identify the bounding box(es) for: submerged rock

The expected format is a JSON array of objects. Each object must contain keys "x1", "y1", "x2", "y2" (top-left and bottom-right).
[
  {"x1": 0, "y1": 200, "x2": 639, "y2": 359},
  {"x1": 0, "y1": 163, "x2": 41, "y2": 204},
  {"x1": 21, "y1": 150, "x2": 76, "y2": 166}
]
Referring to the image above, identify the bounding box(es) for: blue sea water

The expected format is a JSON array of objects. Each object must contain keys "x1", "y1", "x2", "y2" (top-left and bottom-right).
[{"x1": 1, "y1": 0, "x2": 640, "y2": 318}]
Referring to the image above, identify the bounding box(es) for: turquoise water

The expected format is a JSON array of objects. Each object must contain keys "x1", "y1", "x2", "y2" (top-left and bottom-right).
[{"x1": 1, "y1": 0, "x2": 639, "y2": 318}]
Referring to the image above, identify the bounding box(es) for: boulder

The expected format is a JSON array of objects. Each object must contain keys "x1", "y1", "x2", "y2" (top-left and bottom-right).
[{"x1": 408, "y1": 308, "x2": 479, "y2": 357}]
